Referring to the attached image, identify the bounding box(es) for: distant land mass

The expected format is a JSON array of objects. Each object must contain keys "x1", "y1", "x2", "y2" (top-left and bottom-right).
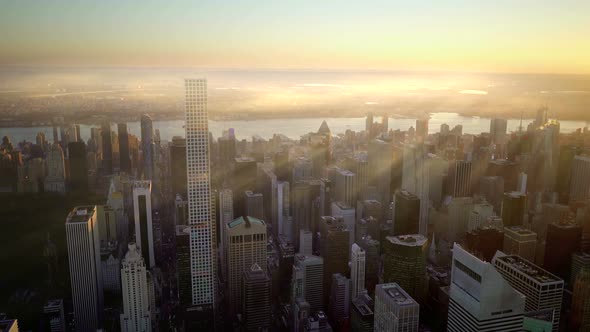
[{"x1": 1, "y1": 67, "x2": 589, "y2": 126}]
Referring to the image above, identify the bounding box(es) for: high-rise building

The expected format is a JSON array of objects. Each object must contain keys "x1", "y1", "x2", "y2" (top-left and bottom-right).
[
  {"x1": 544, "y1": 220, "x2": 582, "y2": 281},
  {"x1": 219, "y1": 189, "x2": 233, "y2": 276},
  {"x1": 65, "y1": 206, "x2": 103, "y2": 331},
  {"x1": 493, "y1": 254, "x2": 564, "y2": 331},
  {"x1": 43, "y1": 299, "x2": 65, "y2": 332},
  {"x1": 501, "y1": 191, "x2": 527, "y2": 227},
  {"x1": 571, "y1": 267, "x2": 590, "y2": 331},
  {"x1": 465, "y1": 227, "x2": 504, "y2": 262},
  {"x1": 120, "y1": 243, "x2": 151, "y2": 332},
  {"x1": 368, "y1": 139, "x2": 393, "y2": 205},
  {"x1": 118, "y1": 123, "x2": 131, "y2": 173},
  {"x1": 351, "y1": 292, "x2": 374, "y2": 332},
  {"x1": 175, "y1": 226, "x2": 192, "y2": 306},
  {"x1": 503, "y1": 226, "x2": 537, "y2": 262},
  {"x1": 447, "y1": 160, "x2": 472, "y2": 197},
  {"x1": 478, "y1": 176, "x2": 504, "y2": 214},
  {"x1": 242, "y1": 263, "x2": 271, "y2": 332},
  {"x1": 244, "y1": 190, "x2": 264, "y2": 220},
  {"x1": 44, "y1": 143, "x2": 66, "y2": 193},
  {"x1": 319, "y1": 216, "x2": 350, "y2": 305},
  {"x1": 416, "y1": 118, "x2": 429, "y2": 143},
  {"x1": 101, "y1": 121, "x2": 113, "y2": 174},
  {"x1": 351, "y1": 243, "x2": 366, "y2": 300},
  {"x1": 329, "y1": 273, "x2": 350, "y2": 330},
  {"x1": 447, "y1": 197, "x2": 474, "y2": 243},
  {"x1": 392, "y1": 190, "x2": 420, "y2": 236},
  {"x1": 67, "y1": 141, "x2": 88, "y2": 193},
  {"x1": 401, "y1": 144, "x2": 430, "y2": 235},
  {"x1": 233, "y1": 156, "x2": 257, "y2": 216},
  {"x1": 490, "y1": 118, "x2": 508, "y2": 145},
  {"x1": 299, "y1": 229, "x2": 313, "y2": 256},
  {"x1": 382, "y1": 234, "x2": 427, "y2": 300},
  {"x1": 185, "y1": 78, "x2": 216, "y2": 309},
  {"x1": 225, "y1": 216, "x2": 267, "y2": 315},
  {"x1": 571, "y1": 252, "x2": 590, "y2": 286},
  {"x1": 374, "y1": 283, "x2": 419, "y2": 332},
  {"x1": 359, "y1": 236, "x2": 380, "y2": 296},
  {"x1": 447, "y1": 244, "x2": 525, "y2": 332},
  {"x1": 466, "y1": 200, "x2": 495, "y2": 231},
  {"x1": 133, "y1": 181, "x2": 155, "y2": 268},
  {"x1": 277, "y1": 181, "x2": 291, "y2": 239},
  {"x1": 570, "y1": 155, "x2": 590, "y2": 203},
  {"x1": 293, "y1": 254, "x2": 324, "y2": 314},
  {"x1": 170, "y1": 136, "x2": 187, "y2": 197},
  {"x1": 333, "y1": 168, "x2": 356, "y2": 207},
  {"x1": 331, "y1": 201, "x2": 356, "y2": 248},
  {"x1": 140, "y1": 114, "x2": 154, "y2": 179}
]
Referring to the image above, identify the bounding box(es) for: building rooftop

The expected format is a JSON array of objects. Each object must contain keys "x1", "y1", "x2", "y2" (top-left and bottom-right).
[
  {"x1": 377, "y1": 283, "x2": 418, "y2": 306},
  {"x1": 505, "y1": 226, "x2": 537, "y2": 237},
  {"x1": 228, "y1": 216, "x2": 266, "y2": 229},
  {"x1": 496, "y1": 255, "x2": 562, "y2": 284},
  {"x1": 66, "y1": 206, "x2": 96, "y2": 224},
  {"x1": 385, "y1": 234, "x2": 427, "y2": 247},
  {"x1": 132, "y1": 180, "x2": 152, "y2": 190}
]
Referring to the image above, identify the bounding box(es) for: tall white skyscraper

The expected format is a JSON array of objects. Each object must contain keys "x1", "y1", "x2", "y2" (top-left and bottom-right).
[
  {"x1": 65, "y1": 206, "x2": 103, "y2": 332},
  {"x1": 120, "y1": 243, "x2": 151, "y2": 332},
  {"x1": 185, "y1": 78, "x2": 216, "y2": 307},
  {"x1": 350, "y1": 243, "x2": 366, "y2": 299},
  {"x1": 447, "y1": 244, "x2": 525, "y2": 332},
  {"x1": 133, "y1": 180, "x2": 155, "y2": 268}
]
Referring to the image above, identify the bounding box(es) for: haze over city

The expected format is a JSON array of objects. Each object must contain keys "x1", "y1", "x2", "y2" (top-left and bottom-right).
[{"x1": 1, "y1": 1, "x2": 590, "y2": 332}]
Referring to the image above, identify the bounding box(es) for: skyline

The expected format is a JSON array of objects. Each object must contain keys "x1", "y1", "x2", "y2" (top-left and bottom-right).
[{"x1": 1, "y1": 1, "x2": 590, "y2": 74}]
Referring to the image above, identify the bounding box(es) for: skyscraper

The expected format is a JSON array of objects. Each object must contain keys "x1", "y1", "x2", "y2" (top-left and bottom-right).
[
  {"x1": 374, "y1": 283, "x2": 419, "y2": 332},
  {"x1": 501, "y1": 191, "x2": 527, "y2": 227},
  {"x1": 244, "y1": 190, "x2": 264, "y2": 220},
  {"x1": 101, "y1": 121, "x2": 113, "y2": 174},
  {"x1": 67, "y1": 141, "x2": 88, "y2": 193},
  {"x1": 368, "y1": 139, "x2": 393, "y2": 205},
  {"x1": 571, "y1": 267, "x2": 590, "y2": 331},
  {"x1": 293, "y1": 254, "x2": 324, "y2": 314},
  {"x1": 416, "y1": 118, "x2": 429, "y2": 143},
  {"x1": 225, "y1": 216, "x2": 267, "y2": 315},
  {"x1": 447, "y1": 160, "x2": 472, "y2": 197},
  {"x1": 118, "y1": 123, "x2": 131, "y2": 173},
  {"x1": 382, "y1": 234, "x2": 427, "y2": 300},
  {"x1": 65, "y1": 206, "x2": 103, "y2": 331},
  {"x1": 329, "y1": 273, "x2": 350, "y2": 330},
  {"x1": 44, "y1": 143, "x2": 66, "y2": 193},
  {"x1": 493, "y1": 254, "x2": 564, "y2": 332},
  {"x1": 392, "y1": 190, "x2": 420, "y2": 236},
  {"x1": 503, "y1": 226, "x2": 537, "y2": 262},
  {"x1": 141, "y1": 114, "x2": 154, "y2": 180},
  {"x1": 447, "y1": 244, "x2": 525, "y2": 332},
  {"x1": 170, "y1": 136, "x2": 187, "y2": 197},
  {"x1": 351, "y1": 243, "x2": 366, "y2": 300},
  {"x1": 490, "y1": 118, "x2": 508, "y2": 145},
  {"x1": 242, "y1": 263, "x2": 271, "y2": 332},
  {"x1": 401, "y1": 143, "x2": 430, "y2": 235},
  {"x1": 120, "y1": 243, "x2": 151, "y2": 332},
  {"x1": 319, "y1": 216, "x2": 350, "y2": 305},
  {"x1": 544, "y1": 220, "x2": 582, "y2": 281},
  {"x1": 351, "y1": 292, "x2": 374, "y2": 332},
  {"x1": 185, "y1": 78, "x2": 216, "y2": 308},
  {"x1": 133, "y1": 181, "x2": 155, "y2": 268},
  {"x1": 333, "y1": 168, "x2": 356, "y2": 207},
  {"x1": 570, "y1": 155, "x2": 590, "y2": 203}
]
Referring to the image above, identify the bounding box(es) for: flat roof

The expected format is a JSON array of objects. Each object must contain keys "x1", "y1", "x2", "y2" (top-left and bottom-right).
[
  {"x1": 228, "y1": 216, "x2": 265, "y2": 229},
  {"x1": 386, "y1": 234, "x2": 427, "y2": 247},
  {"x1": 496, "y1": 255, "x2": 562, "y2": 284},
  {"x1": 66, "y1": 206, "x2": 95, "y2": 223},
  {"x1": 377, "y1": 283, "x2": 417, "y2": 306}
]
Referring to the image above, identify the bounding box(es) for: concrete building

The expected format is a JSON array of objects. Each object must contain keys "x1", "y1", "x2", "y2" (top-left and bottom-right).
[
  {"x1": 120, "y1": 243, "x2": 151, "y2": 332},
  {"x1": 392, "y1": 190, "x2": 420, "y2": 236},
  {"x1": 293, "y1": 254, "x2": 324, "y2": 314},
  {"x1": 569, "y1": 155, "x2": 590, "y2": 203},
  {"x1": 447, "y1": 244, "x2": 525, "y2": 332},
  {"x1": 503, "y1": 226, "x2": 537, "y2": 262},
  {"x1": 351, "y1": 243, "x2": 366, "y2": 299},
  {"x1": 493, "y1": 254, "x2": 564, "y2": 331},
  {"x1": 65, "y1": 206, "x2": 103, "y2": 331},
  {"x1": 44, "y1": 143, "x2": 66, "y2": 193},
  {"x1": 319, "y1": 216, "x2": 350, "y2": 305},
  {"x1": 374, "y1": 283, "x2": 419, "y2": 332},
  {"x1": 133, "y1": 181, "x2": 155, "y2": 268},
  {"x1": 225, "y1": 216, "x2": 267, "y2": 315},
  {"x1": 185, "y1": 78, "x2": 216, "y2": 309},
  {"x1": 382, "y1": 235, "x2": 427, "y2": 300},
  {"x1": 329, "y1": 273, "x2": 350, "y2": 329},
  {"x1": 447, "y1": 160, "x2": 472, "y2": 197},
  {"x1": 242, "y1": 263, "x2": 271, "y2": 332}
]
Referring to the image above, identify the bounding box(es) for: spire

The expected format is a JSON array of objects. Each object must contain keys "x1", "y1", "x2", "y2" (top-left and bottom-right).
[{"x1": 318, "y1": 120, "x2": 331, "y2": 135}]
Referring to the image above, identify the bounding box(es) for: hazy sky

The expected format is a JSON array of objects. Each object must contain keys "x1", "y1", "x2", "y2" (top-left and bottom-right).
[{"x1": 1, "y1": 0, "x2": 589, "y2": 74}]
